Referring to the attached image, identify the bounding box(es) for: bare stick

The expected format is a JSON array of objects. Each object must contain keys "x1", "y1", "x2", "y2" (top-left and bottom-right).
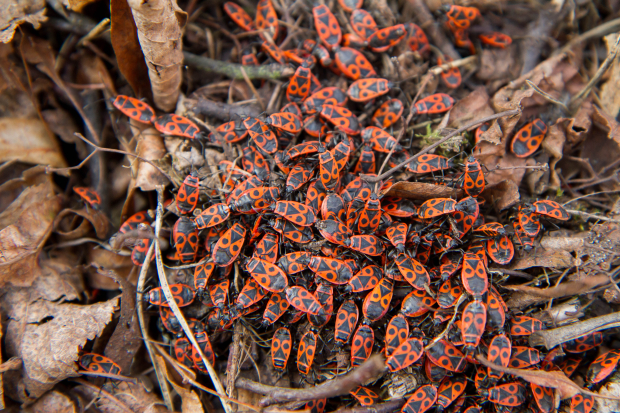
[
  {"x1": 529, "y1": 312, "x2": 620, "y2": 349},
  {"x1": 566, "y1": 209, "x2": 620, "y2": 223},
  {"x1": 153, "y1": 187, "x2": 232, "y2": 413},
  {"x1": 362, "y1": 109, "x2": 521, "y2": 182},
  {"x1": 184, "y1": 51, "x2": 294, "y2": 79},
  {"x1": 236, "y1": 354, "x2": 386, "y2": 407},
  {"x1": 425, "y1": 294, "x2": 466, "y2": 351},
  {"x1": 486, "y1": 164, "x2": 549, "y2": 172},
  {"x1": 429, "y1": 55, "x2": 477, "y2": 76}
]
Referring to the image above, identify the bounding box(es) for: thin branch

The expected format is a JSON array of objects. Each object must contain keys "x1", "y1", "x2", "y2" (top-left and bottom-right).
[
  {"x1": 486, "y1": 164, "x2": 549, "y2": 172},
  {"x1": 424, "y1": 294, "x2": 466, "y2": 351},
  {"x1": 556, "y1": 17, "x2": 620, "y2": 56},
  {"x1": 184, "y1": 51, "x2": 295, "y2": 79},
  {"x1": 566, "y1": 209, "x2": 620, "y2": 223},
  {"x1": 153, "y1": 187, "x2": 232, "y2": 413},
  {"x1": 526, "y1": 80, "x2": 569, "y2": 113},
  {"x1": 70, "y1": 378, "x2": 135, "y2": 413},
  {"x1": 429, "y1": 55, "x2": 477, "y2": 76},
  {"x1": 529, "y1": 312, "x2": 620, "y2": 349},
  {"x1": 240, "y1": 66, "x2": 265, "y2": 111},
  {"x1": 236, "y1": 354, "x2": 386, "y2": 407},
  {"x1": 362, "y1": 109, "x2": 521, "y2": 182}
]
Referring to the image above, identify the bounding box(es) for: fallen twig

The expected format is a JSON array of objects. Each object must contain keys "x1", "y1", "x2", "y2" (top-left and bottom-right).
[
  {"x1": 362, "y1": 109, "x2": 521, "y2": 182},
  {"x1": 184, "y1": 51, "x2": 295, "y2": 79},
  {"x1": 236, "y1": 354, "x2": 386, "y2": 407},
  {"x1": 529, "y1": 312, "x2": 620, "y2": 349},
  {"x1": 189, "y1": 98, "x2": 262, "y2": 120},
  {"x1": 566, "y1": 209, "x2": 620, "y2": 223},
  {"x1": 486, "y1": 164, "x2": 549, "y2": 172}
]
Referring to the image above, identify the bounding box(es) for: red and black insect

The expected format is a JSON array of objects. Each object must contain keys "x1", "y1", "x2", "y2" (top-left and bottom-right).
[
  {"x1": 587, "y1": 349, "x2": 620, "y2": 383},
  {"x1": 486, "y1": 288, "x2": 507, "y2": 331},
  {"x1": 401, "y1": 289, "x2": 435, "y2": 318},
  {"x1": 277, "y1": 251, "x2": 311, "y2": 275},
  {"x1": 319, "y1": 105, "x2": 361, "y2": 135},
  {"x1": 347, "y1": 265, "x2": 381, "y2": 292},
  {"x1": 437, "y1": 278, "x2": 462, "y2": 309},
  {"x1": 74, "y1": 187, "x2": 101, "y2": 210},
  {"x1": 209, "y1": 280, "x2": 230, "y2": 308},
  {"x1": 232, "y1": 186, "x2": 280, "y2": 214},
  {"x1": 192, "y1": 330, "x2": 216, "y2": 370},
  {"x1": 486, "y1": 236, "x2": 514, "y2": 265},
  {"x1": 210, "y1": 120, "x2": 248, "y2": 144},
  {"x1": 212, "y1": 222, "x2": 246, "y2": 266},
  {"x1": 223, "y1": 2, "x2": 255, "y2": 32},
  {"x1": 384, "y1": 313, "x2": 409, "y2": 356},
  {"x1": 437, "y1": 56, "x2": 461, "y2": 89},
  {"x1": 479, "y1": 32, "x2": 512, "y2": 48},
  {"x1": 271, "y1": 217, "x2": 314, "y2": 244},
  {"x1": 475, "y1": 122, "x2": 490, "y2": 144},
  {"x1": 462, "y1": 156, "x2": 485, "y2": 197},
  {"x1": 308, "y1": 283, "x2": 334, "y2": 327},
  {"x1": 302, "y1": 40, "x2": 333, "y2": 67},
  {"x1": 302, "y1": 87, "x2": 348, "y2": 114},
  {"x1": 362, "y1": 126, "x2": 402, "y2": 153},
  {"x1": 347, "y1": 78, "x2": 392, "y2": 102},
  {"x1": 321, "y1": 193, "x2": 346, "y2": 222},
  {"x1": 334, "y1": 47, "x2": 377, "y2": 80},
  {"x1": 309, "y1": 256, "x2": 354, "y2": 284},
  {"x1": 246, "y1": 257, "x2": 288, "y2": 292},
  {"x1": 350, "y1": 386, "x2": 379, "y2": 406},
  {"x1": 285, "y1": 286, "x2": 323, "y2": 314},
  {"x1": 286, "y1": 161, "x2": 315, "y2": 192},
  {"x1": 341, "y1": 33, "x2": 370, "y2": 49},
  {"x1": 436, "y1": 376, "x2": 467, "y2": 409},
  {"x1": 511, "y1": 119, "x2": 547, "y2": 158},
  {"x1": 297, "y1": 331, "x2": 318, "y2": 375},
  {"x1": 372, "y1": 99, "x2": 403, "y2": 128},
  {"x1": 243, "y1": 117, "x2": 278, "y2": 154},
  {"x1": 263, "y1": 291, "x2": 290, "y2": 325},
  {"x1": 461, "y1": 300, "x2": 487, "y2": 351},
  {"x1": 412, "y1": 93, "x2": 455, "y2": 116},
  {"x1": 175, "y1": 172, "x2": 200, "y2": 214},
  {"x1": 195, "y1": 204, "x2": 231, "y2": 229},
  {"x1": 242, "y1": 146, "x2": 271, "y2": 181},
  {"x1": 427, "y1": 339, "x2": 466, "y2": 372},
  {"x1": 304, "y1": 398, "x2": 327, "y2": 413},
  {"x1": 406, "y1": 23, "x2": 430, "y2": 55},
  {"x1": 386, "y1": 337, "x2": 424, "y2": 372},
  {"x1": 286, "y1": 64, "x2": 312, "y2": 103},
  {"x1": 253, "y1": 232, "x2": 279, "y2": 263},
  {"x1": 172, "y1": 217, "x2": 199, "y2": 263},
  {"x1": 273, "y1": 201, "x2": 316, "y2": 227},
  {"x1": 564, "y1": 332, "x2": 603, "y2": 353},
  {"x1": 260, "y1": 40, "x2": 286, "y2": 64},
  {"x1": 159, "y1": 306, "x2": 182, "y2": 334},
  {"x1": 367, "y1": 24, "x2": 407, "y2": 53},
  {"x1": 255, "y1": 0, "x2": 278, "y2": 40},
  {"x1": 351, "y1": 324, "x2": 375, "y2": 366},
  {"x1": 313, "y1": 5, "x2": 341, "y2": 50},
  {"x1": 461, "y1": 252, "x2": 488, "y2": 298},
  {"x1": 271, "y1": 327, "x2": 292, "y2": 370},
  {"x1": 487, "y1": 334, "x2": 511, "y2": 380},
  {"x1": 418, "y1": 198, "x2": 457, "y2": 219},
  {"x1": 570, "y1": 395, "x2": 594, "y2": 413},
  {"x1": 335, "y1": 299, "x2": 359, "y2": 345},
  {"x1": 113, "y1": 95, "x2": 156, "y2": 124},
  {"x1": 402, "y1": 385, "x2": 438, "y2": 413},
  {"x1": 485, "y1": 382, "x2": 526, "y2": 407},
  {"x1": 79, "y1": 353, "x2": 121, "y2": 375},
  {"x1": 236, "y1": 277, "x2": 267, "y2": 308},
  {"x1": 442, "y1": 5, "x2": 480, "y2": 31},
  {"x1": 395, "y1": 252, "x2": 430, "y2": 291},
  {"x1": 266, "y1": 112, "x2": 303, "y2": 137},
  {"x1": 509, "y1": 346, "x2": 540, "y2": 368},
  {"x1": 408, "y1": 154, "x2": 453, "y2": 174},
  {"x1": 173, "y1": 337, "x2": 194, "y2": 368},
  {"x1": 532, "y1": 200, "x2": 570, "y2": 221},
  {"x1": 510, "y1": 315, "x2": 543, "y2": 336},
  {"x1": 362, "y1": 277, "x2": 393, "y2": 322},
  {"x1": 240, "y1": 48, "x2": 259, "y2": 65},
  {"x1": 154, "y1": 114, "x2": 204, "y2": 140},
  {"x1": 146, "y1": 284, "x2": 195, "y2": 307}
]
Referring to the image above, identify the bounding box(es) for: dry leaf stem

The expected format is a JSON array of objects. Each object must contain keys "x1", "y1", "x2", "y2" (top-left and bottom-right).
[
  {"x1": 529, "y1": 312, "x2": 620, "y2": 349},
  {"x1": 153, "y1": 187, "x2": 233, "y2": 413},
  {"x1": 236, "y1": 354, "x2": 386, "y2": 407},
  {"x1": 363, "y1": 109, "x2": 521, "y2": 182},
  {"x1": 566, "y1": 209, "x2": 620, "y2": 223},
  {"x1": 184, "y1": 52, "x2": 295, "y2": 79}
]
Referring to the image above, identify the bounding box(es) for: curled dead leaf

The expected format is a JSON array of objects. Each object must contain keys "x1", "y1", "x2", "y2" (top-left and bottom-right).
[
  {"x1": 480, "y1": 179, "x2": 520, "y2": 210},
  {"x1": 53, "y1": 208, "x2": 110, "y2": 240},
  {"x1": 133, "y1": 128, "x2": 170, "y2": 191},
  {"x1": 378, "y1": 181, "x2": 462, "y2": 201},
  {"x1": 0, "y1": 1, "x2": 47, "y2": 43}
]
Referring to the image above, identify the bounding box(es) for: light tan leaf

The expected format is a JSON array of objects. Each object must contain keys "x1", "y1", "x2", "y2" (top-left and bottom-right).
[
  {"x1": 162, "y1": 355, "x2": 204, "y2": 413},
  {"x1": 599, "y1": 33, "x2": 620, "y2": 121},
  {"x1": 593, "y1": 105, "x2": 620, "y2": 144},
  {"x1": 504, "y1": 275, "x2": 608, "y2": 298},
  {"x1": 0, "y1": 4, "x2": 46, "y2": 43},
  {"x1": 447, "y1": 87, "x2": 495, "y2": 130},
  {"x1": 0, "y1": 117, "x2": 66, "y2": 167},
  {"x1": 0, "y1": 181, "x2": 63, "y2": 287},
  {"x1": 24, "y1": 390, "x2": 76, "y2": 412},
  {"x1": 133, "y1": 128, "x2": 170, "y2": 191},
  {"x1": 53, "y1": 208, "x2": 110, "y2": 240},
  {"x1": 510, "y1": 249, "x2": 579, "y2": 270}
]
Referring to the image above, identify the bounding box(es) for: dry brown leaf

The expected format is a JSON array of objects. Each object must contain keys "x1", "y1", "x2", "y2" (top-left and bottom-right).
[
  {"x1": 476, "y1": 47, "x2": 520, "y2": 82},
  {"x1": 597, "y1": 380, "x2": 620, "y2": 413},
  {"x1": 4, "y1": 297, "x2": 117, "y2": 402},
  {"x1": 35, "y1": 257, "x2": 84, "y2": 301},
  {"x1": 542, "y1": 121, "x2": 567, "y2": 190},
  {"x1": 540, "y1": 235, "x2": 586, "y2": 252},
  {"x1": 592, "y1": 105, "x2": 620, "y2": 144},
  {"x1": 24, "y1": 390, "x2": 75, "y2": 412},
  {"x1": 476, "y1": 355, "x2": 592, "y2": 400},
  {"x1": 447, "y1": 87, "x2": 495, "y2": 130},
  {"x1": 599, "y1": 33, "x2": 620, "y2": 121},
  {"x1": 503, "y1": 274, "x2": 608, "y2": 298},
  {"x1": 85, "y1": 246, "x2": 133, "y2": 290},
  {"x1": 127, "y1": 0, "x2": 187, "y2": 111},
  {"x1": 132, "y1": 128, "x2": 170, "y2": 191},
  {"x1": 53, "y1": 208, "x2": 110, "y2": 240},
  {"x1": 162, "y1": 355, "x2": 204, "y2": 413},
  {"x1": 480, "y1": 179, "x2": 520, "y2": 210},
  {"x1": 73, "y1": 380, "x2": 169, "y2": 413},
  {"x1": 0, "y1": 1, "x2": 46, "y2": 43},
  {"x1": 0, "y1": 117, "x2": 66, "y2": 167},
  {"x1": 0, "y1": 181, "x2": 62, "y2": 287},
  {"x1": 480, "y1": 153, "x2": 532, "y2": 188},
  {"x1": 111, "y1": 0, "x2": 152, "y2": 100},
  {"x1": 379, "y1": 181, "x2": 463, "y2": 200},
  {"x1": 510, "y1": 249, "x2": 579, "y2": 270}
]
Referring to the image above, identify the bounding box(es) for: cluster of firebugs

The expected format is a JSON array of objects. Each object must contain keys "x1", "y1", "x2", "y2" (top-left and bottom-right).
[{"x1": 69, "y1": 2, "x2": 618, "y2": 413}]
